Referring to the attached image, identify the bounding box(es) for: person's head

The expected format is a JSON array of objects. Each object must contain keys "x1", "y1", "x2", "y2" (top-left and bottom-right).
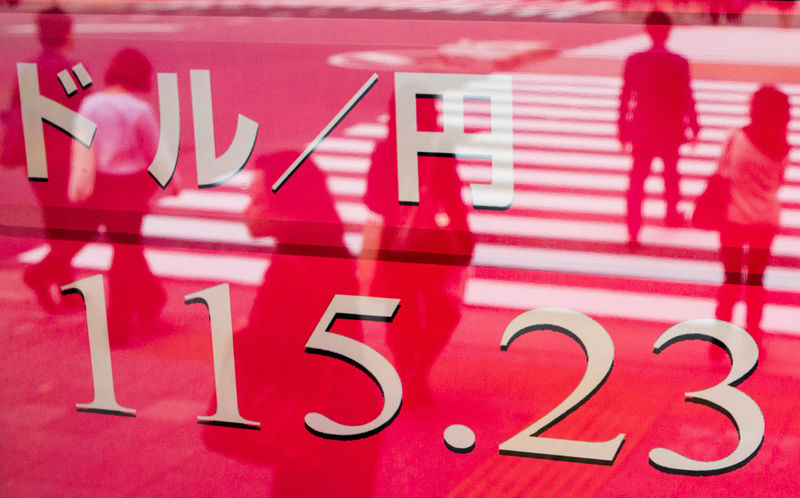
[
  {"x1": 36, "y1": 5, "x2": 72, "y2": 49},
  {"x1": 105, "y1": 48, "x2": 153, "y2": 93},
  {"x1": 745, "y1": 85, "x2": 791, "y2": 161},
  {"x1": 645, "y1": 10, "x2": 672, "y2": 45},
  {"x1": 749, "y1": 85, "x2": 791, "y2": 132}
]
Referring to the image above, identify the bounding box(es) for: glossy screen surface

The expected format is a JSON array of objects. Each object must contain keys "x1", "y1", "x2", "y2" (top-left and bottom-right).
[{"x1": 1, "y1": 1, "x2": 799, "y2": 496}]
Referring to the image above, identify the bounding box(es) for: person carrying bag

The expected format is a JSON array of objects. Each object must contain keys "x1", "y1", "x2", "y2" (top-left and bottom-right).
[
  {"x1": 692, "y1": 155, "x2": 731, "y2": 231},
  {"x1": 710, "y1": 85, "x2": 791, "y2": 343}
]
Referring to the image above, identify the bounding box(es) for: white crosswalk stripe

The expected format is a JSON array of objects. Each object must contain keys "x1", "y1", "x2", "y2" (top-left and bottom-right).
[
  {"x1": 566, "y1": 26, "x2": 800, "y2": 66},
  {"x1": 126, "y1": 0, "x2": 617, "y2": 20},
  {"x1": 19, "y1": 72, "x2": 800, "y2": 334}
]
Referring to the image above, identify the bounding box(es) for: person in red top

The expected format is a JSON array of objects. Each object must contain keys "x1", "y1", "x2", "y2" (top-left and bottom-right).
[
  {"x1": 715, "y1": 85, "x2": 791, "y2": 343},
  {"x1": 618, "y1": 10, "x2": 700, "y2": 249}
]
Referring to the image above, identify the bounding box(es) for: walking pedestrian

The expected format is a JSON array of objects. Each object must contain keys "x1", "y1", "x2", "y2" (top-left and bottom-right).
[
  {"x1": 618, "y1": 10, "x2": 700, "y2": 250},
  {"x1": 715, "y1": 85, "x2": 791, "y2": 344}
]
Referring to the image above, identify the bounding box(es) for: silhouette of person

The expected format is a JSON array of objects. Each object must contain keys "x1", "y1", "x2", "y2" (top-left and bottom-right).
[
  {"x1": 67, "y1": 48, "x2": 165, "y2": 343},
  {"x1": 618, "y1": 10, "x2": 699, "y2": 249},
  {"x1": 364, "y1": 95, "x2": 474, "y2": 406},
  {"x1": 13, "y1": 6, "x2": 88, "y2": 310},
  {"x1": 204, "y1": 152, "x2": 381, "y2": 497},
  {"x1": 715, "y1": 85, "x2": 791, "y2": 344}
]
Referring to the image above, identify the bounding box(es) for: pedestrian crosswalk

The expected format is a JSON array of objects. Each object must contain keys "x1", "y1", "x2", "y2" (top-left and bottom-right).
[
  {"x1": 17, "y1": 71, "x2": 800, "y2": 334},
  {"x1": 566, "y1": 25, "x2": 800, "y2": 66}
]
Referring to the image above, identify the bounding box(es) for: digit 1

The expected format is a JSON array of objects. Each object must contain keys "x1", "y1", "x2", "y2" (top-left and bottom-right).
[
  {"x1": 61, "y1": 274, "x2": 136, "y2": 417},
  {"x1": 185, "y1": 283, "x2": 260, "y2": 430}
]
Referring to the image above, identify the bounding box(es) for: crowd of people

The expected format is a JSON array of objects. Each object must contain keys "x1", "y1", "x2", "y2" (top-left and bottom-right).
[{"x1": 620, "y1": 0, "x2": 796, "y2": 25}]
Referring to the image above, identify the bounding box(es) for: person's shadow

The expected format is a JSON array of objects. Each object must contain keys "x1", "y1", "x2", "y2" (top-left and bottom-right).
[
  {"x1": 203, "y1": 152, "x2": 381, "y2": 497},
  {"x1": 364, "y1": 95, "x2": 475, "y2": 407}
]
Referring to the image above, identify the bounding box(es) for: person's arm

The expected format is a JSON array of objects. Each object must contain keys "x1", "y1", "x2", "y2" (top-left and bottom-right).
[
  {"x1": 139, "y1": 104, "x2": 160, "y2": 160},
  {"x1": 68, "y1": 98, "x2": 99, "y2": 203},
  {"x1": 682, "y1": 58, "x2": 700, "y2": 143},
  {"x1": 69, "y1": 140, "x2": 96, "y2": 203},
  {"x1": 617, "y1": 58, "x2": 633, "y2": 149},
  {"x1": 717, "y1": 132, "x2": 736, "y2": 179}
]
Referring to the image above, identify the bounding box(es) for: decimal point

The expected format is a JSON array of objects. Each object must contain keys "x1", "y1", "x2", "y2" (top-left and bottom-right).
[{"x1": 444, "y1": 424, "x2": 475, "y2": 453}]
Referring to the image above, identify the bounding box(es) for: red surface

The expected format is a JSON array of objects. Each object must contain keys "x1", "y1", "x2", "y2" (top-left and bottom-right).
[{"x1": 2, "y1": 5, "x2": 800, "y2": 496}]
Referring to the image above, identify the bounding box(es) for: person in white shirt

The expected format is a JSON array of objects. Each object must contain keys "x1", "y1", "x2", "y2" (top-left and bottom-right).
[
  {"x1": 69, "y1": 48, "x2": 165, "y2": 344},
  {"x1": 715, "y1": 85, "x2": 791, "y2": 342}
]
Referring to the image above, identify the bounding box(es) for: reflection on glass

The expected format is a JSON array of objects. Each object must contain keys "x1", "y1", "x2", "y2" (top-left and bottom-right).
[
  {"x1": 618, "y1": 10, "x2": 699, "y2": 251},
  {"x1": 65, "y1": 47, "x2": 165, "y2": 345},
  {"x1": 204, "y1": 152, "x2": 380, "y2": 496},
  {"x1": 365, "y1": 96, "x2": 474, "y2": 407},
  {"x1": 715, "y1": 85, "x2": 792, "y2": 347},
  {"x1": 15, "y1": 6, "x2": 84, "y2": 311},
  {"x1": 0, "y1": 3, "x2": 799, "y2": 496}
]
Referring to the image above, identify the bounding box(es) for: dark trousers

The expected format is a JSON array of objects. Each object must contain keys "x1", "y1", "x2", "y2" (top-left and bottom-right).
[
  {"x1": 626, "y1": 147, "x2": 680, "y2": 240},
  {"x1": 29, "y1": 171, "x2": 163, "y2": 336},
  {"x1": 716, "y1": 223, "x2": 776, "y2": 339},
  {"x1": 90, "y1": 172, "x2": 163, "y2": 332}
]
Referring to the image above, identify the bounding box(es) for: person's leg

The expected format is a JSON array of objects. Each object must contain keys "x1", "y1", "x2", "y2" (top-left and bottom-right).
[
  {"x1": 412, "y1": 283, "x2": 462, "y2": 404},
  {"x1": 709, "y1": 0, "x2": 721, "y2": 23},
  {"x1": 661, "y1": 149, "x2": 683, "y2": 226},
  {"x1": 744, "y1": 283, "x2": 766, "y2": 344},
  {"x1": 716, "y1": 225, "x2": 745, "y2": 322},
  {"x1": 102, "y1": 215, "x2": 141, "y2": 345},
  {"x1": 386, "y1": 290, "x2": 421, "y2": 385},
  {"x1": 24, "y1": 203, "x2": 97, "y2": 310},
  {"x1": 626, "y1": 149, "x2": 653, "y2": 245},
  {"x1": 744, "y1": 227, "x2": 776, "y2": 340},
  {"x1": 100, "y1": 173, "x2": 162, "y2": 342}
]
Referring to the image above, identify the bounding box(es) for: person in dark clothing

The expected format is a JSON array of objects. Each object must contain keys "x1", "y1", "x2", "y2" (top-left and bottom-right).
[
  {"x1": 364, "y1": 96, "x2": 474, "y2": 406},
  {"x1": 13, "y1": 6, "x2": 91, "y2": 309},
  {"x1": 205, "y1": 152, "x2": 381, "y2": 497},
  {"x1": 618, "y1": 10, "x2": 700, "y2": 249}
]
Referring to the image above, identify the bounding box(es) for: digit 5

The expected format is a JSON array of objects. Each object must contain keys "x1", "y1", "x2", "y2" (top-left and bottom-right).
[{"x1": 304, "y1": 295, "x2": 402, "y2": 440}]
